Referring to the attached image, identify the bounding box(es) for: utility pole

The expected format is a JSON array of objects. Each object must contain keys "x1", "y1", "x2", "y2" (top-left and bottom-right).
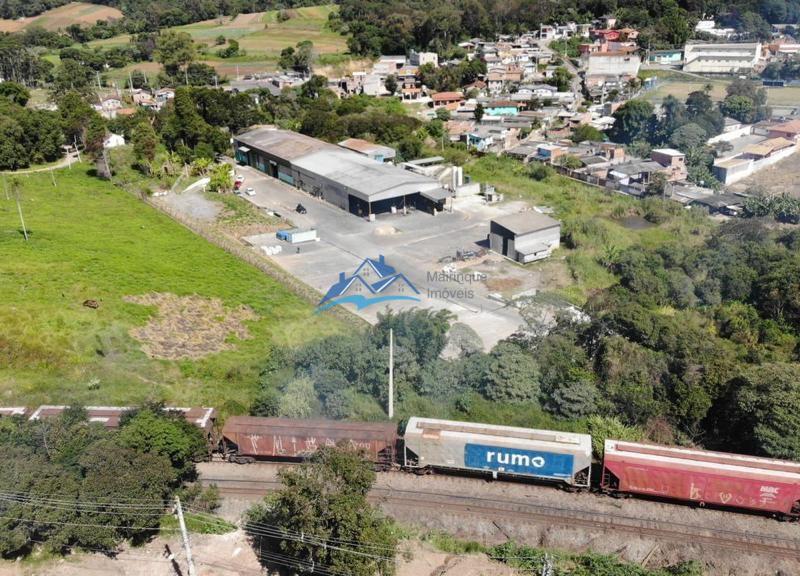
[
  {"x1": 2, "y1": 174, "x2": 8, "y2": 200},
  {"x1": 388, "y1": 328, "x2": 394, "y2": 419},
  {"x1": 175, "y1": 497, "x2": 197, "y2": 576},
  {"x1": 14, "y1": 184, "x2": 29, "y2": 241}
]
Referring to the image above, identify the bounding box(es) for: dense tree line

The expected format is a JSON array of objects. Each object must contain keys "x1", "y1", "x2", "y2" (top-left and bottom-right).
[
  {"x1": 335, "y1": 0, "x2": 800, "y2": 56},
  {"x1": 0, "y1": 405, "x2": 206, "y2": 556}
]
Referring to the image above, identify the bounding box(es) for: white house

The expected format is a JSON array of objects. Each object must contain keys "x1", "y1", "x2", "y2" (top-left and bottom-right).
[
  {"x1": 103, "y1": 133, "x2": 126, "y2": 149},
  {"x1": 683, "y1": 42, "x2": 762, "y2": 74}
]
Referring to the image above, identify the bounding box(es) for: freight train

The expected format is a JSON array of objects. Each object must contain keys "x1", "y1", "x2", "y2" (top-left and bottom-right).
[{"x1": 5, "y1": 406, "x2": 799, "y2": 520}]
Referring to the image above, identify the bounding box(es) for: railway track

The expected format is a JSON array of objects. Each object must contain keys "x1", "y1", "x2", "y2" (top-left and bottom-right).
[{"x1": 203, "y1": 476, "x2": 800, "y2": 560}]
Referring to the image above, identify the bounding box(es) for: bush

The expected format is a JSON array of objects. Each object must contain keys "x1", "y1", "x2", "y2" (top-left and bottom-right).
[{"x1": 529, "y1": 163, "x2": 553, "y2": 181}]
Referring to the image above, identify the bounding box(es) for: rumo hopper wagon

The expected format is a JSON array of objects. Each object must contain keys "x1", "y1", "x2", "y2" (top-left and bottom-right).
[
  {"x1": 221, "y1": 416, "x2": 398, "y2": 465},
  {"x1": 403, "y1": 417, "x2": 592, "y2": 487},
  {"x1": 602, "y1": 440, "x2": 800, "y2": 517}
]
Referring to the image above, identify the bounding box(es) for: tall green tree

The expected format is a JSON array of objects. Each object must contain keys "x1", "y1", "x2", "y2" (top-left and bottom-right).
[
  {"x1": 246, "y1": 447, "x2": 397, "y2": 576},
  {"x1": 608, "y1": 99, "x2": 654, "y2": 144}
]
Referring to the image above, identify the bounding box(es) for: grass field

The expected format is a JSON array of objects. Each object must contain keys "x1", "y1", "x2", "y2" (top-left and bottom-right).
[
  {"x1": 640, "y1": 70, "x2": 800, "y2": 107},
  {"x1": 91, "y1": 5, "x2": 349, "y2": 79},
  {"x1": 0, "y1": 166, "x2": 343, "y2": 412},
  {"x1": 0, "y1": 2, "x2": 122, "y2": 33}
]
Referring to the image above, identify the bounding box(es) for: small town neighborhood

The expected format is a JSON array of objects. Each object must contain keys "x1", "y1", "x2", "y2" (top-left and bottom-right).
[{"x1": 3, "y1": 2, "x2": 800, "y2": 576}]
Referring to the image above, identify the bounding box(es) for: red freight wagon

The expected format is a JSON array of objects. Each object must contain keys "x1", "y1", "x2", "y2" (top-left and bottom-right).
[
  {"x1": 602, "y1": 440, "x2": 800, "y2": 517},
  {"x1": 221, "y1": 416, "x2": 398, "y2": 465}
]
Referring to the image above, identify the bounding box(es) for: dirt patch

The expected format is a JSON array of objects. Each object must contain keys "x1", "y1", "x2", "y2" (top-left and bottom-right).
[
  {"x1": 485, "y1": 277, "x2": 523, "y2": 292},
  {"x1": 728, "y1": 151, "x2": 800, "y2": 197},
  {"x1": 398, "y1": 542, "x2": 519, "y2": 576},
  {"x1": 124, "y1": 293, "x2": 257, "y2": 360},
  {"x1": 0, "y1": 3, "x2": 123, "y2": 33}
]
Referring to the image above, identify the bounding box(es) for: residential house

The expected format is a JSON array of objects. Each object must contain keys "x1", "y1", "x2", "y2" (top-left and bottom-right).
[
  {"x1": 650, "y1": 149, "x2": 688, "y2": 181},
  {"x1": 767, "y1": 119, "x2": 800, "y2": 141},
  {"x1": 694, "y1": 20, "x2": 736, "y2": 39},
  {"x1": 409, "y1": 51, "x2": 438, "y2": 67},
  {"x1": 431, "y1": 91, "x2": 465, "y2": 108}
]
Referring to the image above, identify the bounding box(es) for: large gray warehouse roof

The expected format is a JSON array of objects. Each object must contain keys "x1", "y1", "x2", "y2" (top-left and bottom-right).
[
  {"x1": 236, "y1": 127, "x2": 441, "y2": 202},
  {"x1": 236, "y1": 127, "x2": 337, "y2": 161},
  {"x1": 493, "y1": 211, "x2": 560, "y2": 236},
  {"x1": 294, "y1": 150, "x2": 440, "y2": 202}
]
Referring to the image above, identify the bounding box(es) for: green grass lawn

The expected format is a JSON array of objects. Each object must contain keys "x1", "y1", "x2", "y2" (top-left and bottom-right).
[
  {"x1": 465, "y1": 156, "x2": 713, "y2": 303},
  {"x1": 0, "y1": 166, "x2": 343, "y2": 412}
]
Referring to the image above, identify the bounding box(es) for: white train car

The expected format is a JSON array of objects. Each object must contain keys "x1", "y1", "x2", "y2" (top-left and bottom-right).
[{"x1": 403, "y1": 417, "x2": 592, "y2": 487}]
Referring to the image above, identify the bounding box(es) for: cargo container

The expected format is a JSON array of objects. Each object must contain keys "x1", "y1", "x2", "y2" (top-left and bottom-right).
[
  {"x1": 27, "y1": 405, "x2": 216, "y2": 434},
  {"x1": 403, "y1": 417, "x2": 592, "y2": 487},
  {"x1": 275, "y1": 228, "x2": 318, "y2": 244},
  {"x1": 221, "y1": 416, "x2": 398, "y2": 464},
  {"x1": 602, "y1": 440, "x2": 800, "y2": 517}
]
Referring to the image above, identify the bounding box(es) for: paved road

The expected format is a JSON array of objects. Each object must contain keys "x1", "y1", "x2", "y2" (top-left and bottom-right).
[{"x1": 1, "y1": 151, "x2": 80, "y2": 175}]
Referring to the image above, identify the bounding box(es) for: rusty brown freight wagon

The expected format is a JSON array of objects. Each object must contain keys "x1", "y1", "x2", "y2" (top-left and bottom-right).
[{"x1": 221, "y1": 416, "x2": 398, "y2": 464}]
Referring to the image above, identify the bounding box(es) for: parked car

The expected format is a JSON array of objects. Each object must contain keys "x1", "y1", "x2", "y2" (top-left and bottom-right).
[
  {"x1": 296, "y1": 203, "x2": 307, "y2": 214},
  {"x1": 235, "y1": 175, "x2": 245, "y2": 183},
  {"x1": 245, "y1": 187, "x2": 255, "y2": 196}
]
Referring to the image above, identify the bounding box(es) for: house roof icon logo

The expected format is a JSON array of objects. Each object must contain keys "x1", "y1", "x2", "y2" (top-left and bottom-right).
[{"x1": 317, "y1": 255, "x2": 421, "y2": 311}]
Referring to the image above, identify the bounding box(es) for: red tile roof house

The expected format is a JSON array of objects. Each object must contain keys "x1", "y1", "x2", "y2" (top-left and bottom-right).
[
  {"x1": 767, "y1": 119, "x2": 800, "y2": 142},
  {"x1": 430, "y1": 91, "x2": 465, "y2": 108}
]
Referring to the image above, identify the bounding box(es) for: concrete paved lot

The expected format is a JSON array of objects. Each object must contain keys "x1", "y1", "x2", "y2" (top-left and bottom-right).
[{"x1": 233, "y1": 164, "x2": 536, "y2": 348}]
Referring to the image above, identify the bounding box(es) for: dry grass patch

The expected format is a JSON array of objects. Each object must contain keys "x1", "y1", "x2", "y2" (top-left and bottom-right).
[{"x1": 124, "y1": 293, "x2": 257, "y2": 360}]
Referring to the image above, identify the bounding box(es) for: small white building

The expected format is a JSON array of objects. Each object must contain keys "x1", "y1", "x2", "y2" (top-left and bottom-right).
[
  {"x1": 103, "y1": 133, "x2": 126, "y2": 149},
  {"x1": 489, "y1": 211, "x2": 561, "y2": 263},
  {"x1": 409, "y1": 50, "x2": 438, "y2": 68}
]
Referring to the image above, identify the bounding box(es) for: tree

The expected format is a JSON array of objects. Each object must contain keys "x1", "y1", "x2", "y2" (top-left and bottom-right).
[
  {"x1": 608, "y1": 99, "x2": 654, "y2": 144},
  {"x1": 730, "y1": 364, "x2": 800, "y2": 460},
  {"x1": 557, "y1": 154, "x2": 583, "y2": 170},
  {"x1": 547, "y1": 66, "x2": 573, "y2": 92},
  {"x1": 720, "y1": 95, "x2": 755, "y2": 124},
  {"x1": 52, "y1": 58, "x2": 94, "y2": 97},
  {"x1": 116, "y1": 407, "x2": 206, "y2": 482},
  {"x1": 246, "y1": 447, "x2": 398, "y2": 576},
  {"x1": 0, "y1": 116, "x2": 27, "y2": 170},
  {"x1": 585, "y1": 415, "x2": 643, "y2": 459},
  {"x1": 84, "y1": 114, "x2": 110, "y2": 179},
  {"x1": 207, "y1": 162, "x2": 233, "y2": 193},
  {"x1": 473, "y1": 103, "x2": 484, "y2": 122},
  {"x1": 0, "y1": 81, "x2": 30, "y2": 106},
  {"x1": 668, "y1": 123, "x2": 707, "y2": 152},
  {"x1": 154, "y1": 31, "x2": 196, "y2": 79},
  {"x1": 645, "y1": 171, "x2": 668, "y2": 197},
  {"x1": 435, "y1": 107, "x2": 451, "y2": 121},
  {"x1": 132, "y1": 121, "x2": 158, "y2": 173},
  {"x1": 571, "y1": 124, "x2": 604, "y2": 143},
  {"x1": 384, "y1": 74, "x2": 398, "y2": 95},
  {"x1": 218, "y1": 38, "x2": 240, "y2": 58},
  {"x1": 483, "y1": 342, "x2": 540, "y2": 402}
]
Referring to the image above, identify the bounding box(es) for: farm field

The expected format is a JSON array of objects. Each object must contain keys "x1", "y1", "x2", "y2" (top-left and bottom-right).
[
  {"x1": 0, "y1": 2, "x2": 122, "y2": 33},
  {"x1": 90, "y1": 5, "x2": 350, "y2": 78},
  {"x1": 0, "y1": 166, "x2": 343, "y2": 412}
]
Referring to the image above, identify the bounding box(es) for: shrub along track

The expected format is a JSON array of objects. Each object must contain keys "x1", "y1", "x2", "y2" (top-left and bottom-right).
[{"x1": 202, "y1": 475, "x2": 800, "y2": 560}]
